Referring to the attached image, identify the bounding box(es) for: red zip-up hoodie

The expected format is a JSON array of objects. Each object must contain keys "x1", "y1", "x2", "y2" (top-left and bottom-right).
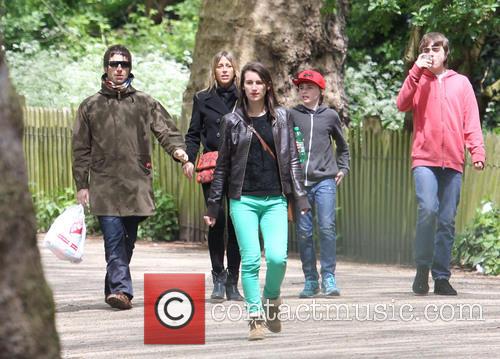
[{"x1": 397, "y1": 64, "x2": 485, "y2": 173}]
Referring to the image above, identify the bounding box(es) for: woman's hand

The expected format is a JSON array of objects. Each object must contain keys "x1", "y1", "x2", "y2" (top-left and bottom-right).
[
  {"x1": 183, "y1": 162, "x2": 195, "y2": 179},
  {"x1": 204, "y1": 216, "x2": 216, "y2": 227}
]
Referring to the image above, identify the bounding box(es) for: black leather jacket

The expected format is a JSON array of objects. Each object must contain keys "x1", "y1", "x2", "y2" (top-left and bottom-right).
[{"x1": 206, "y1": 107, "x2": 310, "y2": 218}]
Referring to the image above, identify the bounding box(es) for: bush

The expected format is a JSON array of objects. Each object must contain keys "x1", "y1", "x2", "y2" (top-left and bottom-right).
[
  {"x1": 33, "y1": 188, "x2": 100, "y2": 234},
  {"x1": 345, "y1": 55, "x2": 406, "y2": 130},
  {"x1": 453, "y1": 200, "x2": 500, "y2": 275},
  {"x1": 5, "y1": 44, "x2": 189, "y2": 117},
  {"x1": 345, "y1": 56, "x2": 404, "y2": 130},
  {"x1": 138, "y1": 188, "x2": 179, "y2": 241}
]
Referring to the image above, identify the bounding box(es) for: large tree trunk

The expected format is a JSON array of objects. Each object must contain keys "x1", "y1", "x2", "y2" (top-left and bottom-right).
[
  {"x1": 0, "y1": 40, "x2": 60, "y2": 357},
  {"x1": 178, "y1": 0, "x2": 349, "y2": 241},
  {"x1": 181, "y1": 0, "x2": 349, "y2": 129}
]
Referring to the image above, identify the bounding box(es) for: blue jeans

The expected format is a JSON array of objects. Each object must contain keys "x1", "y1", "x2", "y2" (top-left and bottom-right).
[
  {"x1": 413, "y1": 167, "x2": 462, "y2": 280},
  {"x1": 98, "y1": 216, "x2": 145, "y2": 299},
  {"x1": 296, "y1": 178, "x2": 337, "y2": 282}
]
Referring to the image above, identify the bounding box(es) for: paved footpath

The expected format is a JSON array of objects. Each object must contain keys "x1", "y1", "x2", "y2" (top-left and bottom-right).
[{"x1": 39, "y1": 236, "x2": 500, "y2": 359}]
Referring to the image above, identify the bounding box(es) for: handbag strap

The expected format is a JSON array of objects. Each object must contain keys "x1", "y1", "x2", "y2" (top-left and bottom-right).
[{"x1": 247, "y1": 124, "x2": 276, "y2": 162}]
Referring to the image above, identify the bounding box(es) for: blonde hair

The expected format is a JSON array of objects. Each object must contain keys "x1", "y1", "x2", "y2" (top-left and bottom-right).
[{"x1": 201, "y1": 51, "x2": 240, "y2": 93}]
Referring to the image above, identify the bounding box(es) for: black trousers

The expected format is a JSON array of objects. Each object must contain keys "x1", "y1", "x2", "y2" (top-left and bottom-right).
[{"x1": 202, "y1": 183, "x2": 241, "y2": 278}]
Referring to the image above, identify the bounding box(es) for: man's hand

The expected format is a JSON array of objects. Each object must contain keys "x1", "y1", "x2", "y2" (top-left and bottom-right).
[
  {"x1": 76, "y1": 189, "x2": 89, "y2": 206},
  {"x1": 183, "y1": 161, "x2": 195, "y2": 179},
  {"x1": 473, "y1": 161, "x2": 485, "y2": 171},
  {"x1": 415, "y1": 53, "x2": 433, "y2": 69},
  {"x1": 173, "y1": 149, "x2": 189, "y2": 164},
  {"x1": 204, "y1": 216, "x2": 216, "y2": 227},
  {"x1": 335, "y1": 170, "x2": 345, "y2": 186}
]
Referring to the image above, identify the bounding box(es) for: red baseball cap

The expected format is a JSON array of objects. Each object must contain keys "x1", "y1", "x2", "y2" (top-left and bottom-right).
[{"x1": 292, "y1": 70, "x2": 326, "y2": 89}]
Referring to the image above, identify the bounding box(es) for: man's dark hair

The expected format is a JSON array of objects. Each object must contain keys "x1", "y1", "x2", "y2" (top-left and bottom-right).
[{"x1": 103, "y1": 45, "x2": 132, "y2": 70}]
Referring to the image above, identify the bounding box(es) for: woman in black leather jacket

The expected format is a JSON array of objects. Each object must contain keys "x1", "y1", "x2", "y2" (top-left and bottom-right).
[
  {"x1": 204, "y1": 62, "x2": 310, "y2": 341},
  {"x1": 183, "y1": 51, "x2": 243, "y2": 302}
]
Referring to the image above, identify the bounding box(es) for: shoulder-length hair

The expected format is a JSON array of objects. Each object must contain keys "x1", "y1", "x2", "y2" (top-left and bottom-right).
[
  {"x1": 419, "y1": 32, "x2": 450, "y2": 67},
  {"x1": 200, "y1": 50, "x2": 240, "y2": 94},
  {"x1": 238, "y1": 62, "x2": 279, "y2": 121}
]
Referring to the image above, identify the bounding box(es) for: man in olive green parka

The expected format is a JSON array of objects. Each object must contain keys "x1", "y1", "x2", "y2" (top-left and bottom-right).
[{"x1": 72, "y1": 44, "x2": 188, "y2": 310}]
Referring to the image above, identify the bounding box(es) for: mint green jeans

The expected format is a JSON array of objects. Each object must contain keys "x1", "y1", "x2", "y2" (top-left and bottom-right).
[{"x1": 230, "y1": 195, "x2": 288, "y2": 315}]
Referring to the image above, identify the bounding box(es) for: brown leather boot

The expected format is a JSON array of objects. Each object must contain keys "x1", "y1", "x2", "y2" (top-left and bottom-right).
[
  {"x1": 263, "y1": 297, "x2": 282, "y2": 333},
  {"x1": 105, "y1": 292, "x2": 132, "y2": 310}
]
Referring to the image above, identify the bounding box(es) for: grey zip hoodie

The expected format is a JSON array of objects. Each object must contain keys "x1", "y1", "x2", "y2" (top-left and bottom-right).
[{"x1": 289, "y1": 104, "x2": 350, "y2": 186}]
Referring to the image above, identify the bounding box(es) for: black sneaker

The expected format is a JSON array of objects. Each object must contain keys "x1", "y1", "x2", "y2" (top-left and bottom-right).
[
  {"x1": 434, "y1": 279, "x2": 457, "y2": 295},
  {"x1": 412, "y1": 266, "x2": 429, "y2": 295}
]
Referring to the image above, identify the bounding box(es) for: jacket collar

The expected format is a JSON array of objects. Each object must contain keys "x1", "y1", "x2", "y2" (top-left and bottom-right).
[
  {"x1": 99, "y1": 74, "x2": 137, "y2": 98},
  {"x1": 203, "y1": 88, "x2": 233, "y2": 114}
]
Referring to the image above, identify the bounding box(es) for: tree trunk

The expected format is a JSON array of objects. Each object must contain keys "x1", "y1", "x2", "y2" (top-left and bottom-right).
[
  {"x1": 0, "y1": 40, "x2": 60, "y2": 358},
  {"x1": 178, "y1": 0, "x2": 349, "y2": 241},
  {"x1": 181, "y1": 0, "x2": 349, "y2": 129}
]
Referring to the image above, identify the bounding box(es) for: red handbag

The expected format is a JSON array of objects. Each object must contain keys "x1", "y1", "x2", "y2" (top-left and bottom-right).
[{"x1": 195, "y1": 151, "x2": 218, "y2": 184}]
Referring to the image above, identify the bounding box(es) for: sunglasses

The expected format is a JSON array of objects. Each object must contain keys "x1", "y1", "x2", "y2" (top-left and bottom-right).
[
  {"x1": 422, "y1": 46, "x2": 441, "y2": 53},
  {"x1": 108, "y1": 61, "x2": 131, "y2": 68}
]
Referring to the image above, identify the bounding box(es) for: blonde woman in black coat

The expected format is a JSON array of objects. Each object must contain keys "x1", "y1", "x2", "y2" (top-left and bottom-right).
[{"x1": 183, "y1": 51, "x2": 243, "y2": 302}]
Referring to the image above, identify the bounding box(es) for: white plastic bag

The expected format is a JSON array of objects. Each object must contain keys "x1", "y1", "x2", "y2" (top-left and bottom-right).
[{"x1": 44, "y1": 204, "x2": 86, "y2": 263}]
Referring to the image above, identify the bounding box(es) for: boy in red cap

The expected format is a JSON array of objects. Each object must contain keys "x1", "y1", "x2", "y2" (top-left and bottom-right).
[{"x1": 290, "y1": 70, "x2": 350, "y2": 298}]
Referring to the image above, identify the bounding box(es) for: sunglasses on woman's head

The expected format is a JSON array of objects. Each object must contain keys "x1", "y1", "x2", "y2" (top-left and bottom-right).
[{"x1": 108, "y1": 61, "x2": 131, "y2": 68}]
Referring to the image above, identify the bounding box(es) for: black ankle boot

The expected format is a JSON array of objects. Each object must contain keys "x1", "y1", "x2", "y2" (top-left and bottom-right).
[
  {"x1": 211, "y1": 270, "x2": 227, "y2": 303},
  {"x1": 434, "y1": 279, "x2": 457, "y2": 295},
  {"x1": 226, "y1": 271, "x2": 244, "y2": 301},
  {"x1": 412, "y1": 266, "x2": 430, "y2": 295}
]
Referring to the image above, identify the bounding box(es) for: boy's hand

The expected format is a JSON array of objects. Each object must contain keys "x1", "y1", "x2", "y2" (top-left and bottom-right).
[
  {"x1": 415, "y1": 53, "x2": 433, "y2": 69},
  {"x1": 473, "y1": 161, "x2": 484, "y2": 171},
  {"x1": 335, "y1": 170, "x2": 345, "y2": 185}
]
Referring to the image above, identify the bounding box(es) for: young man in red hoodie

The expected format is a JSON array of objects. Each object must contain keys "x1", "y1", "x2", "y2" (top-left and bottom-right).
[{"x1": 396, "y1": 32, "x2": 485, "y2": 296}]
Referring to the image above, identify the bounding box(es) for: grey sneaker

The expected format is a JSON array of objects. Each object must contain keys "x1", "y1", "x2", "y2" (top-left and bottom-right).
[{"x1": 322, "y1": 275, "x2": 340, "y2": 296}]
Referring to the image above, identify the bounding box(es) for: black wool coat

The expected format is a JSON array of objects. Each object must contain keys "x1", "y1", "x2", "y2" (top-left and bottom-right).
[{"x1": 184, "y1": 88, "x2": 238, "y2": 164}]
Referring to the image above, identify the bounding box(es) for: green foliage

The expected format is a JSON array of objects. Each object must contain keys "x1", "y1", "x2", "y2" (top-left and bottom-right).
[
  {"x1": 33, "y1": 188, "x2": 100, "y2": 234},
  {"x1": 0, "y1": 0, "x2": 201, "y2": 63},
  {"x1": 138, "y1": 188, "x2": 179, "y2": 242},
  {"x1": 345, "y1": 56, "x2": 405, "y2": 130},
  {"x1": 2, "y1": 0, "x2": 199, "y2": 113},
  {"x1": 346, "y1": 0, "x2": 499, "y2": 131},
  {"x1": 5, "y1": 44, "x2": 189, "y2": 115},
  {"x1": 453, "y1": 201, "x2": 500, "y2": 276}
]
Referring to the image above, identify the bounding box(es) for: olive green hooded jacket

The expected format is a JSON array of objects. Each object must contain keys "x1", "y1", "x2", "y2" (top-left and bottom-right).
[{"x1": 72, "y1": 82, "x2": 185, "y2": 216}]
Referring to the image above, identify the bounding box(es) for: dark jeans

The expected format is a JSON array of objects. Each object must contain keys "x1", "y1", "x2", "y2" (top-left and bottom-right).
[
  {"x1": 202, "y1": 183, "x2": 240, "y2": 278},
  {"x1": 98, "y1": 216, "x2": 145, "y2": 299},
  {"x1": 413, "y1": 166, "x2": 462, "y2": 280}
]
